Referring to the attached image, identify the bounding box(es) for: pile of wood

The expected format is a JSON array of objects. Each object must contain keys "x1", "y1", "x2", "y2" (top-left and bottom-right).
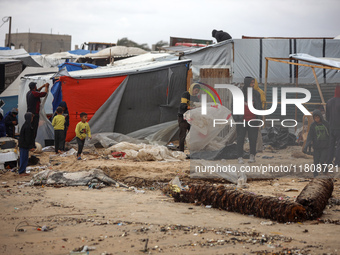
[{"x1": 172, "y1": 178, "x2": 334, "y2": 223}]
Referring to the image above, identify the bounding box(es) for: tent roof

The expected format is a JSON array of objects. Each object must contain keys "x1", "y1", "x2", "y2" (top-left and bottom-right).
[
  {"x1": 62, "y1": 59, "x2": 191, "y2": 79},
  {"x1": 0, "y1": 49, "x2": 41, "y2": 67},
  {"x1": 82, "y1": 46, "x2": 147, "y2": 59},
  {"x1": 290, "y1": 53, "x2": 340, "y2": 69},
  {"x1": 0, "y1": 49, "x2": 30, "y2": 58},
  {"x1": 113, "y1": 52, "x2": 177, "y2": 66}
]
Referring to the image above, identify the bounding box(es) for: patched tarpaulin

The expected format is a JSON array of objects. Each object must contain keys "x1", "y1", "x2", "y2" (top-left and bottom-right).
[
  {"x1": 20, "y1": 60, "x2": 191, "y2": 145},
  {"x1": 60, "y1": 75, "x2": 127, "y2": 141}
]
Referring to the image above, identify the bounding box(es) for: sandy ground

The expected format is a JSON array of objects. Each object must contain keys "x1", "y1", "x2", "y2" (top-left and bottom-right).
[{"x1": 1, "y1": 144, "x2": 340, "y2": 255}]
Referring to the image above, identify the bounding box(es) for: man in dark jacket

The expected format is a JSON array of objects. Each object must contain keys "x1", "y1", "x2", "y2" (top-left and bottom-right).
[
  {"x1": 303, "y1": 109, "x2": 330, "y2": 177},
  {"x1": 26, "y1": 82, "x2": 49, "y2": 139},
  {"x1": 212, "y1": 29, "x2": 232, "y2": 42},
  {"x1": 4, "y1": 108, "x2": 18, "y2": 138},
  {"x1": 235, "y1": 77, "x2": 262, "y2": 164},
  {"x1": 178, "y1": 83, "x2": 200, "y2": 152},
  {"x1": 326, "y1": 85, "x2": 340, "y2": 166},
  {"x1": 18, "y1": 112, "x2": 35, "y2": 175}
]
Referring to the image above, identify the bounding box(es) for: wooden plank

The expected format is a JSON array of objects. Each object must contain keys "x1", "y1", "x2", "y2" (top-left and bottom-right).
[{"x1": 200, "y1": 68, "x2": 230, "y2": 78}]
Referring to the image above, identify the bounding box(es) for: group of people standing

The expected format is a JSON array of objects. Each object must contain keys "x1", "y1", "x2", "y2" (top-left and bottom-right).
[
  {"x1": 178, "y1": 77, "x2": 340, "y2": 175},
  {"x1": 16, "y1": 82, "x2": 91, "y2": 176}
]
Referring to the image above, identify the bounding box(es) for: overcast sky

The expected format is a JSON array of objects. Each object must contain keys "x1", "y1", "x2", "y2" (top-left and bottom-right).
[{"x1": 0, "y1": 0, "x2": 339, "y2": 50}]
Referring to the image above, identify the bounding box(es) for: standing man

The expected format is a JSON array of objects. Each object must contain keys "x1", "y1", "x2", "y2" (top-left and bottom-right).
[
  {"x1": 4, "y1": 108, "x2": 18, "y2": 138},
  {"x1": 235, "y1": 77, "x2": 262, "y2": 164},
  {"x1": 326, "y1": 85, "x2": 340, "y2": 166},
  {"x1": 178, "y1": 83, "x2": 200, "y2": 152},
  {"x1": 26, "y1": 82, "x2": 49, "y2": 139}
]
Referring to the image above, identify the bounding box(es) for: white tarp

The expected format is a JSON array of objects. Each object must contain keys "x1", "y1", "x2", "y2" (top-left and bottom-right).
[
  {"x1": 18, "y1": 74, "x2": 55, "y2": 147},
  {"x1": 104, "y1": 142, "x2": 186, "y2": 161},
  {"x1": 290, "y1": 53, "x2": 340, "y2": 68},
  {"x1": 31, "y1": 52, "x2": 79, "y2": 68},
  {"x1": 83, "y1": 46, "x2": 147, "y2": 59},
  {"x1": 113, "y1": 52, "x2": 177, "y2": 66},
  {"x1": 0, "y1": 49, "x2": 30, "y2": 58}
]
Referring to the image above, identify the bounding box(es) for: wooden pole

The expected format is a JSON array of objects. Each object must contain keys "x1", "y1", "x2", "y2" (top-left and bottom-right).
[
  {"x1": 311, "y1": 67, "x2": 326, "y2": 107},
  {"x1": 295, "y1": 60, "x2": 299, "y2": 132},
  {"x1": 263, "y1": 58, "x2": 269, "y2": 126}
]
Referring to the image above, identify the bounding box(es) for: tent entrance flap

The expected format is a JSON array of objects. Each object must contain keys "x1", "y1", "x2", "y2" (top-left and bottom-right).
[{"x1": 60, "y1": 75, "x2": 127, "y2": 141}]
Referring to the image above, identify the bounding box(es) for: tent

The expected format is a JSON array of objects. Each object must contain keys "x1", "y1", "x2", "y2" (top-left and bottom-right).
[
  {"x1": 0, "y1": 67, "x2": 57, "y2": 114},
  {"x1": 19, "y1": 59, "x2": 191, "y2": 146}
]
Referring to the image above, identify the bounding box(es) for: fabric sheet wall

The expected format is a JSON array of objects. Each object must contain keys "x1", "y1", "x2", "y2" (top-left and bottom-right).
[
  {"x1": 114, "y1": 65, "x2": 188, "y2": 134},
  {"x1": 60, "y1": 75, "x2": 127, "y2": 141}
]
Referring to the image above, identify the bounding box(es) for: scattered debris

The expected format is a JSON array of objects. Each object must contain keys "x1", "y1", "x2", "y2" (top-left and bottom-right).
[{"x1": 29, "y1": 169, "x2": 128, "y2": 188}]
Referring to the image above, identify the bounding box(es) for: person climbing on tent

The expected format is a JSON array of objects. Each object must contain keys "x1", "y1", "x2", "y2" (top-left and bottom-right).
[
  {"x1": 235, "y1": 77, "x2": 262, "y2": 163},
  {"x1": 26, "y1": 82, "x2": 49, "y2": 139},
  {"x1": 212, "y1": 29, "x2": 232, "y2": 42},
  {"x1": 178, "y1": 83, "x2": 200, "y2": 152},
  {"x1": 326, "y1": 85, "x2": 340, "y2": 166}
]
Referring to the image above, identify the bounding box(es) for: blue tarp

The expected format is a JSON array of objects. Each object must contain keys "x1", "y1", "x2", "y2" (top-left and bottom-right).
[
  {"x1": 68, "y1": 49, "x2": 98, "y2": 55},
  {"x1": 58, "y1": 62, "x2": 98, "y2": 72},
  {"x1": 29, "y1": 52, "x2": 42, "y2": 55},
  {"x1": 51, "y1": 80, "x2": 62, "y2": 112},
  {"x1": 0, "y1": 95, "x2": 18, "y2": 116}
]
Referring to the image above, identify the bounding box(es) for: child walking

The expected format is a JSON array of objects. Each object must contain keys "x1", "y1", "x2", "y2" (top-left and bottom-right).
[
  {"x1": 52, "y1": 106, "x2": 65, "y2": 154},
  {"x1": 18, "y1": 112, "x2": 35, "y2": 176},
  {"x1": 75, "y1": 112, "x2": 91, "y2": 160},
  {"x1": 303, "y1": 109, "x2": 330, "y2": 177}
]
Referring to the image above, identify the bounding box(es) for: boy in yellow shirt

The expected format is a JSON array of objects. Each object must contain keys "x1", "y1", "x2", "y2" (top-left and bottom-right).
[
  {"x1": 52, "y1": 106, "x2": 65, "y2": 154},
  {"x1": 75, "y1": 112, "x2": 91, "y2": 160}
]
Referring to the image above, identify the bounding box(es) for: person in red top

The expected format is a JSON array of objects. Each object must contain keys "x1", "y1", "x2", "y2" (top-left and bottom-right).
[
  {"x1": 234, "y1": 77, "x2": 262, "y2": 163},
  {"x1": 26, "y1": 82, "x2": 49, "y2": 139}
]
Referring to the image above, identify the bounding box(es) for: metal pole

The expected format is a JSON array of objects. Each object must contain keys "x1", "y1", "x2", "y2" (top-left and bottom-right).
[{"x1": 7, "y1": 16, "x2": 12, "y2": 48}]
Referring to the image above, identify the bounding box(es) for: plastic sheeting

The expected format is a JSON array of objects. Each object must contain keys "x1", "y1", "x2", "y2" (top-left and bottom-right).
[
  {"x1": 290, "y1": 53, "x2": 340, "y2": 68},
  {"x1": 82, "y1": 46, "x2": 147, "y2": 59},
  {"x1": 185, "y1": 102, "x2": 233, "y2": 152},
  {"x1": 104, "y1": 141, "x2": 186, "y2": 161},
  {"x1": 262, "y1": 127, "x2": 297, "y2": 149},
  {"x1": 18, "y1": 74, "x2": 55, "y2": 147}
]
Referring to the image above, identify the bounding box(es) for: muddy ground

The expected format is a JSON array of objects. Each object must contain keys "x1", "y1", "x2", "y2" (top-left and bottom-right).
[{"x1": 1, "y1": 145, "x2": 340, "y2": 255}]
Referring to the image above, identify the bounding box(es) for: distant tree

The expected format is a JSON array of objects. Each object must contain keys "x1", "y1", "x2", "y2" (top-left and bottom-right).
[
  {"x1": 154, "y1": 40, "x2": 168, "y2": 51},
  {"x1": 116, "y1": 37, "x2": 151, "y2": 51}
]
